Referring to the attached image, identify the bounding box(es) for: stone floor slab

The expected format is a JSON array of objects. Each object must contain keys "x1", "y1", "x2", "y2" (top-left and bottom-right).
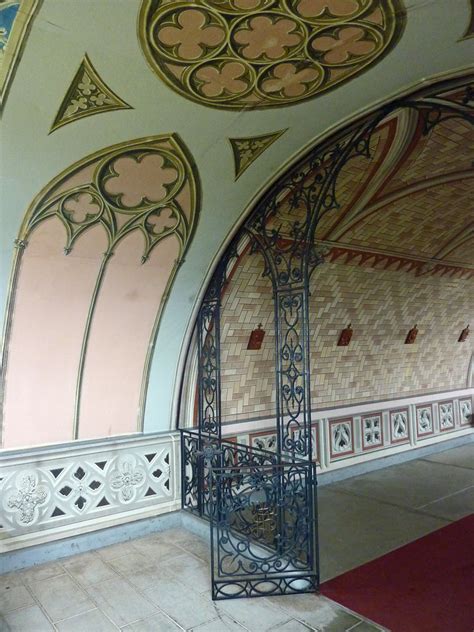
[
  {"x1": 268, "y1": 593, "x2": 361, "y2": 630},
  {"x1": 2, "y1": 605, "x2": 54, "y2": 631},
  {"x1": 85, "y1": 577, "x2": 156, "y2": 627},
  {"x1": 273, "y1": 620, "x2": 314, "y2": 631},
  {"x1": 332, "y1": 459, "x2": 474, "y2": 510},
  {"x1": 0, "y1": 584, "x2": 34, "y2": 613},
  {"x1": 55, "y1": 607, "x2": 118, "y2": 631},
  {"x1": 28, "y1": 574, "x2": 94, "y2": 622},
  {"x1": 121, "y1": 611, "x2": 182, "y2": 631},
  {"x1": 422, "y1": 443, "x2": 474, "y2": 469},
  {"x1": 190, "y1": 613, "x2": 249, "y2": 631},
  {"x1": 96, "y1": 541, "x2": 138, "y2": 561},
  {"x1": 62, "y1": 552, "x2": 118, "y2": 586},
  {"x1": 416, "y1": 484, "x2": 474, "y2": 520},
  {"x1": 20, "y1": 562, "x2": 65, "y2": 585},
  {"x1": 216, "y1": 595, "x2": 292, "y2": 631},
  {"x1": 144, "y1": 578, "x2": 218, "y2": 629}
]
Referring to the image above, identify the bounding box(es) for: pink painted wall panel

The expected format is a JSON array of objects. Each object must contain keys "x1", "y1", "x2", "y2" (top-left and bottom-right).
[
  {"x1": 3, "y1": 220, "x2": 108, "y2": 448},
  {"x1": 78, "y1": 232, "x2": 179, "y2": 439}
]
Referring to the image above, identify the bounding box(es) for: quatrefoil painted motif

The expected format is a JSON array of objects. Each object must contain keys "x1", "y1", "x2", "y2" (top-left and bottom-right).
[{"x1": 139, "y1": 0, "x2": 404, "y2": 109}]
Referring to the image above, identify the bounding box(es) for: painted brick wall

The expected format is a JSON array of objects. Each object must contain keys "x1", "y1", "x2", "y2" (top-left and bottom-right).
[{"x1": 220, "y1": 251, "x2": 474, "y2": 422}]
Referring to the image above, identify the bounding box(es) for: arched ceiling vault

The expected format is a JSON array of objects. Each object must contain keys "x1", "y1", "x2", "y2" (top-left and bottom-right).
[{"x1": 0, "y1": 0, "x2": 473, "y2": 437}]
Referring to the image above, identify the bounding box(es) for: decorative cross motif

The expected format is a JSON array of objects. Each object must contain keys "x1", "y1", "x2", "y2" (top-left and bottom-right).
[
  {"x1": 6, "y1": 473, "x2": 48, "y2": 525},
  {"x1": 252, "y1": 434, "x2": 277, "y2": 452},
  {"x1": 362, "y1": 415, "x2": 383, "y2": 449},
  {"x1": 110, "y1": 459, "x2": 146, "y2": 502},
  {"x1": 439, "y1": 402, "x2": 454, "y2": 430}
]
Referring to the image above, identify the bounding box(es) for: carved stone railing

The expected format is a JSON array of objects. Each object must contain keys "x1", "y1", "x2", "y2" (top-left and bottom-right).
[{"x1": 0, "y1": 431, "x2": 180, "y2": 552}]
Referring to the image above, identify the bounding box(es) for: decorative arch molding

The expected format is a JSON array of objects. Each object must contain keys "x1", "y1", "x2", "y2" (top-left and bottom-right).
[
  {"x1": 1, "y1": 135, "x2": 200, "y2": 448},
  {"x1": 189, "y1": 77, "x2": 474, "y2": 452},
  {"x1": 171, "y1": 71, "x2": 474, "y2": 432},
  {"x1": 177, "y1": 74, "x2": 473, "y2": 598}
]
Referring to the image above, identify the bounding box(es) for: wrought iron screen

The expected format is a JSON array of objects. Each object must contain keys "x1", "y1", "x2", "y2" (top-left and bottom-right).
[
  {"x1": 181, "y1": 429, "x2": 318, "y2": 599},
  {"x1": 210, "y1": 460, "x2": 318, "y2": 599},
  {"x1": 179, "y1": 77, "x2": 473, "y2": 601}
]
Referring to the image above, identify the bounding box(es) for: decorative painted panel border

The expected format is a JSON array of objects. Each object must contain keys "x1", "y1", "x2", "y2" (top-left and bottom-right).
[
  {"x1": 220, "y1": 390, "x2": 473, "y2": 471},
  {"x1": 389, "y1": 407, "x2": 410, "y2": 445},
  {"x1": 360, "y1": 412, "x2": 384, "y2": 451},
  {"x1": 0, "y1": 432, "x2": 180, "y2": 552},
  {"x1": 415, "y1": 404, "x2": 434, "y2": 440},
  {"x1": 438, "y1": 400, "x2": 455, "y2": 432},
  {"x1": 329, "y1": 417, "x2": 354, "y2": 460},
  {"x1": 249, "y1": 429, "x2": 277, "y2": 452},
  {"x1": 459, "y1": 397, "x2": 473, "y2": 426}
]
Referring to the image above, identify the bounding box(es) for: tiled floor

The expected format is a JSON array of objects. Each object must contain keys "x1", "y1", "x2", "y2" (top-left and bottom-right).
[
  {"x1": 1, "y1": 442, "x2": 472, "y2": 632},
  {"x1": 318, "y1": 442, "x2": 474, "y2": 581}
]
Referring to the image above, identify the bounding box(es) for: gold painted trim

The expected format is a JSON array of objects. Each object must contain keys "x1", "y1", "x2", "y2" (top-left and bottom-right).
[
  {"x1": 50, "y1": 54, "x2": 133, "y2": 133},
  {"x1": 1, "y1": 134, "x2": 200, "y2": 442},
  {"x1": 0, "y1": 0, "x2": 42, "y2": 111},
  {"x1": 138, "y1": 0, "x2": 406, "y2": 110},
  {"x1": 229, "y1": 129, "x2": 288, "y2": 180},
  {"x1": 460, "y1": 0, "x2": 474, "y2": 39}
]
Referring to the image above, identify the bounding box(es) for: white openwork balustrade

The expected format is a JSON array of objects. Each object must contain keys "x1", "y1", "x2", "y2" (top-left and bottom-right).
[{"x1": 0, "y1": 431, "x2": 180, "y2": 552}]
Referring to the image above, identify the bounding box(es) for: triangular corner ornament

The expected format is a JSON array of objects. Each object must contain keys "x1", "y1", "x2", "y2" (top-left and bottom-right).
[
  {"x1": 50, "y1": 54, "x2": 132, "y2": 133},
  {"x1": 229, "y1": 129, "x2": 287, "y2": 181}
]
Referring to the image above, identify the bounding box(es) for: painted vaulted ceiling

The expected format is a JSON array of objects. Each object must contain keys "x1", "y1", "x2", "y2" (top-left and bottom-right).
[{"x1": 0, "y1": 0, "x2": 473, "y2": 445}]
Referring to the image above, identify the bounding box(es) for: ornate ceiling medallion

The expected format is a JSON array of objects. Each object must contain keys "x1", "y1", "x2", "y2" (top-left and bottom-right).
[
  {"x1": 50, "y1": 54, "x2": 132, "y2": 133},
  {"x1": 138, "y1": 0, "x2": 405, "y2": 109},
  {"x1": 230, "y1": 128, "x2": 287, "y2": 178}
]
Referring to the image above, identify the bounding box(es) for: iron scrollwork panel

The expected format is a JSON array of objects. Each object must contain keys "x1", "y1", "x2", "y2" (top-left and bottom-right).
[
  {"x1": 197, "y1": 298, "x2": 221, "y2": 438},
  {"x1": 181, "y1": 429, "x2": 280, "y2": 519},
  {"x1": 210, "y1": 461, "x2": 318, "y2": 600},
  {"x1": 275, "y1": 288, "x2": 312, "y2": 460}
]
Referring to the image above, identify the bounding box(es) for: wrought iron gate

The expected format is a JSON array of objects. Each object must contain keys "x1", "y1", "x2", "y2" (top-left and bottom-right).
[
  {"x1": 181, "y1": 429, "x2": 318, "y2": 599},
  {"x1": 180, "y1": 78, "x2": 473, "y2": 601}
]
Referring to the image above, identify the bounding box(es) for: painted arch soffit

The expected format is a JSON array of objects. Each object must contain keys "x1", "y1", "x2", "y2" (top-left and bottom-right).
[{"x1": 138, "y1": 0, "x2": 405, "y2": 110}]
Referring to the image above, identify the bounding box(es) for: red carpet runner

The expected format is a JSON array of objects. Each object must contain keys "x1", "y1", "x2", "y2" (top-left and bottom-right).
[{"x1": 321, "y1": 514, "x2": 474, "y2": 632}]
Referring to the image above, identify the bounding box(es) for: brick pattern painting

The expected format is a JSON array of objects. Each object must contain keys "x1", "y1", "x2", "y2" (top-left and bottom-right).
[{"x1": 219, "y1": 252, "x2": 474, "y2": 422}]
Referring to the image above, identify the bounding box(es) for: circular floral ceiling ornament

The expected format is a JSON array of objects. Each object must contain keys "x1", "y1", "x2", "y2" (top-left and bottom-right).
[{"x1": 139, "y1": 0, "x2": 405, "y2": 109}]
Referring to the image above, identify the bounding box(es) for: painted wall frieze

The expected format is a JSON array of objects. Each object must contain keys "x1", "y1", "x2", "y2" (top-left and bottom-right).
[{"x1": 50, "y1": 54, "x2": 132, "y2": 133}]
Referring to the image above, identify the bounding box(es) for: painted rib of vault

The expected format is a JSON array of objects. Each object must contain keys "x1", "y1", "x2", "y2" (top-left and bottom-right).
[
  {"x1": 138, "y1": 0, "x2": 405, "y2": 110},
  {"x1": 0, "y1": 0, "x2": 42, "y2": 110},
  {"x1": 1, "y1": 135, "x2": 200, "y2": 448}
]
